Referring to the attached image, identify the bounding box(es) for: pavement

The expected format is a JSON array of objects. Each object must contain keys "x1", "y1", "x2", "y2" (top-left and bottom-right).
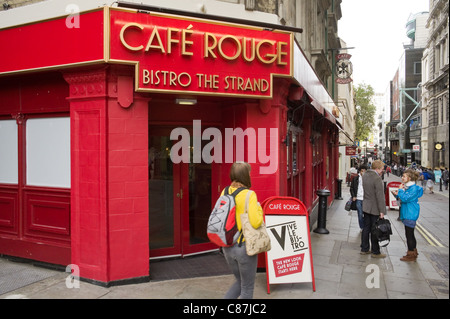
[{"x1": 1, "y1": 173, "x2": 448, "y2": 300}]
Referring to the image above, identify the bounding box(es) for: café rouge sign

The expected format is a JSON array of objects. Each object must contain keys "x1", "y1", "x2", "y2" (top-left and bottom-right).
[{"x1": 109, "y1": 9, "x2": 293, "y2": 97}]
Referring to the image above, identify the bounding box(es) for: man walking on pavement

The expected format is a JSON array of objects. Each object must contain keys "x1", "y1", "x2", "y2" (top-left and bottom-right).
[{"x1": 360, "y1": 160, "x2": 386, "y2": 258}]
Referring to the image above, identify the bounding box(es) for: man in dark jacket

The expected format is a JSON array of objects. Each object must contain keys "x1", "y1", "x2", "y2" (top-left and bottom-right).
[{"x1": 361, "y1": 160, "x2": 387, "y2": 258}]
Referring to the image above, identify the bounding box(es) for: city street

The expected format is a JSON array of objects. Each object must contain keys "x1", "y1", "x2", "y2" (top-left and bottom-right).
[
  {"x1": 1, "y1": 2, "x2": 448, "y2": 306},
  {"x1": 1, "y1": 172, "x2": 448, "y2": 300}
]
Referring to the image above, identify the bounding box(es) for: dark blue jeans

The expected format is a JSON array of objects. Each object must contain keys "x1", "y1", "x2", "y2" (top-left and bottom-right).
[
  {"x1": 356, "y1": 200, "x2": 364, "y2": 229},
  {"x1": 361, "y1": 213, "x2": 381, "y2": 254}
]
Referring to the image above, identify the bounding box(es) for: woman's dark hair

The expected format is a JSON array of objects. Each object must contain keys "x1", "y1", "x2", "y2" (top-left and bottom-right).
[{"x1": 229, "y1": 162, "x2": 252, "y2": 188}]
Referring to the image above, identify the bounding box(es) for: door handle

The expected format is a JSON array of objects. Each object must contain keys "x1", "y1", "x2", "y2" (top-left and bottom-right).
[{"x1": 177, "y1": 189, "x2": 183, "y2": 199}]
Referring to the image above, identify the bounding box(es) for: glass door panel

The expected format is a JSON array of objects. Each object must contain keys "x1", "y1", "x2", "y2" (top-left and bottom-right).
[
  {"x1": 149, "y1": 125, "x2": 219, "y2": 258},
  {"x1": 182, "y1": 136, "x2": 219, "y2": 255},
  {"x1": 188, "y1": 162, "x2": 211, "y2": 245},
  {"x1": 149, "y1": 133, "x2": 180, "y2": 257}
]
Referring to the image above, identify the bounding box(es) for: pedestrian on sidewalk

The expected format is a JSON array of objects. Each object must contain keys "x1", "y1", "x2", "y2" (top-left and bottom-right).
[
  {"x1": 392, "y1": 169, "x2": 423, "y2": 262},
  {"x1": 361, "y1": 160, "x2": 387, "y2": 258},
  {"x1": 425, "y1": 168, "x2": 435, "y2": 194},
  {"x1": 442, "y1": 167, "x2": 449, "y2": 190},
  {"x1": 350, "y1": 164, "x2": 367, "y2": 230},
  {"x1": 221, "y1": 162, "x2": 263, "y2": 299}
]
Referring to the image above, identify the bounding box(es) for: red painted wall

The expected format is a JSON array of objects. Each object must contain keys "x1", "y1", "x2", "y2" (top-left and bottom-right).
[{"x1": 65, "y1": 67, "x2": 149, "y2": 284}]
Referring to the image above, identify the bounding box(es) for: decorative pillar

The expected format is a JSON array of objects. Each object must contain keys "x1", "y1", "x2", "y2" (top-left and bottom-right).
[{"x1": 64, "y1": 66, "x2": 149, "y2": 286}]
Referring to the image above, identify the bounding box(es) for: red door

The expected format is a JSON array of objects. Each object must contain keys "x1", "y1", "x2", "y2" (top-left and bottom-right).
[{"x1": 148, "y1": 126, "x2": 219, "y2": 258}]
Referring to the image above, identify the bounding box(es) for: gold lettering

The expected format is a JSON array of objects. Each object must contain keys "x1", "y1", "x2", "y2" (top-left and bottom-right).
[
  {"x1": 256, "y1": 40, "x2": 277, "y2": 64},
  {"x1": 160, "y1": 70, "x2": 169, "y2": 85},
  {"x1": 154, "y1": 70, "x2": 160, "y2": 85},
  {"x1": 181, "y1": 28, "x2": 194, "y2": 56},
  {"x1": 178, "y1": 72, "x2": 191, "y2": 87},
  {"x1": 253, "y1": 78, "x2": 260, "y2": 91},
  {"x1": 218, "y1": 35, "x2": 241, "y2": 61},
  {"x1": 224, "y1": 76, "x2": 230, "y2": 90},
  {"x1": 237, "y1": 77, "x2": 244, "y2": 91},
  {"x1": 167, "y1": 28, "x2": 180, "y2": 54},
  {"x1": 261, "y1": 79, "x2": 269, "y2": 92},
  {"x1": 242, "y1": 37, "x2": 256, "y2": 62},
  {"x1": 244, "y1": 78, "x2": 253, "y2": 91},
  {"x1": 169, "y1": 71, "x2": 177, "y2": 86},
  {"x1": 143, "y1": 69, "x2": 150, "y2": 84},
  {"x1": 120, "y1": 23, "x2": 144, "y2": 51},
  {"x1": 145, "y1": 27, "x2": 165, "y2": 53},
  {"x1": 277, "y1": 41, "x2": 288, "y2": 65},
  {"x1": 204, "y1": 33, "x2": 217, "y2": 59}
]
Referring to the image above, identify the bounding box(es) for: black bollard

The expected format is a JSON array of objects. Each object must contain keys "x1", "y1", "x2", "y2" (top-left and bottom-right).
[
  {"x1": 314, "y1": 189, "x2": 331, "y2": 234},
  {"x1": 335, "y1": 179, "x2": 343, "y2": 200},
  {"x1": 439, "y1": 178, "x2": 443, "y2": 191}
]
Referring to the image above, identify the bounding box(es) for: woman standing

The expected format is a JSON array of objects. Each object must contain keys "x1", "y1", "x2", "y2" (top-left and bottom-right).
[
  {"x1": 393, "y1": 169, "x2": 423, "y2": 262},
  {"x1": 222, "y1": 162, "x2": 263, "y2": 299}
]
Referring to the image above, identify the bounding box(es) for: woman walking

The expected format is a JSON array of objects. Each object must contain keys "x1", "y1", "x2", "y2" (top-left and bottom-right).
[
  {"x1": 222, "y1": 162, "x2": 263, "y2": 299},
  {"x1": 393, "y1": 169, "x2": 423, "y2": 262}
]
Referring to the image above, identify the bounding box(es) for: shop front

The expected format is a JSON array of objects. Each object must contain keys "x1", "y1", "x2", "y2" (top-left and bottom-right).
[{"x1": 0, "y1": 5, "x2": 339, "y2": 286}]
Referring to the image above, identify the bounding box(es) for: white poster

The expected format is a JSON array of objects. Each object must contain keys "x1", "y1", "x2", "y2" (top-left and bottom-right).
[
  {"x1": 265, "y1": 215, "x2": 313, "y2": 285},
  {"x1": 388, "y1": 187, "x2": 400, "y2": 210}
]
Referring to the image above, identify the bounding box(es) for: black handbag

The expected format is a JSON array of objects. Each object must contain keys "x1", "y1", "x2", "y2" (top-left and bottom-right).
[
  {"x1": 372, "y1": 218, "x2": 392, "y2": 247},
  {"x1": 345, "y1": 198, "x2": 352, "y2": 211},
  {"x1": 345, "y1": 198, "x2": 357, "y2": 211},
  {"x1": 351, "y1": 200, "x2": 357, "y2": 210}
]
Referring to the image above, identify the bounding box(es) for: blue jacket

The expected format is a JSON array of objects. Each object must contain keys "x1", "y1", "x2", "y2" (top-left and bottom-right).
[{"x1": 397, "y1": 184, "x2": 423, "y2": 221}]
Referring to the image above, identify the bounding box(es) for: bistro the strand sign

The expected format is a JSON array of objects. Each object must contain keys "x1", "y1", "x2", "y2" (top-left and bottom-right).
[{"x1": 109, "y1": 8, "x2": 293, "y2": 98}]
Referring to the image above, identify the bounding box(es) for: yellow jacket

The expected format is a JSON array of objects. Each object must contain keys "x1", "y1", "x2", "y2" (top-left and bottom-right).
[{"x1": 221, "y1": 187, "x2": 263, "y2": 240}]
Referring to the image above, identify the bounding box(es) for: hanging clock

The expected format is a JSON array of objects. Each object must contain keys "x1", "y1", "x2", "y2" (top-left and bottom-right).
[
  {"x1": 336, "y1": 59, "x2": 353, "y2": 79},
  {"x1": 435, "y1": 142, "x2": 443, "y2": 151}
]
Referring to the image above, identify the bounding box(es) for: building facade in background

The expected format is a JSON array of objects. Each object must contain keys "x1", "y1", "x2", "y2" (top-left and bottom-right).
[
  {"x1": 388, "y1": 11, "x2": 428, "y2": 166},
  {"x1": 421, "y1": 0, "x2": 449, "y2": 169}
]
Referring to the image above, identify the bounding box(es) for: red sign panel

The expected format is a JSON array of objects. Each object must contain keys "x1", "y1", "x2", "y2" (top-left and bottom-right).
[
  {"x1": 272, "y1": 254, "x2": 305, "y2": 277},
  {"x1": 346, "y1": 146, "x2": 357, "y2": 156},
  {"x1": 0, "y1": 9, "x2": 105, "y2": 75},
  {"x1": 262, "y1": 196, "x2": 308, "y2": 215},
  {"x1": 109, "y1": 8, "x2": 293, "y2": 98}
]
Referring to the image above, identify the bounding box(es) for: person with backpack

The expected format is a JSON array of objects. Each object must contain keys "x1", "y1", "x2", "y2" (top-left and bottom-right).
[
  {"x1": 392, "y1": 169, "x2": 423, "y2": 262},
  {"x1": 217, "y1": 162, "x2": 263, "y2": 299}
]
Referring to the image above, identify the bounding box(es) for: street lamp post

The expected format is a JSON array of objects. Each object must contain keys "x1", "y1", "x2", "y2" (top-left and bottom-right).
[{"x1": 364, "y1": 138, "x2": 368, "y2": 164}]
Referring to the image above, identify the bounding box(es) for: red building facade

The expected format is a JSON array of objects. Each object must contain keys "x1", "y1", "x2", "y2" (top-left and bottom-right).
[{"x1": 0, "y1": 7, "x2": 340, "y2": 286}]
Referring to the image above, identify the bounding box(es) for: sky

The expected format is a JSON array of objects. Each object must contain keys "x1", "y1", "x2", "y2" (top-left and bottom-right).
[{"x1": 338, "y1": 0, "x2": 429, "y2": 93}]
